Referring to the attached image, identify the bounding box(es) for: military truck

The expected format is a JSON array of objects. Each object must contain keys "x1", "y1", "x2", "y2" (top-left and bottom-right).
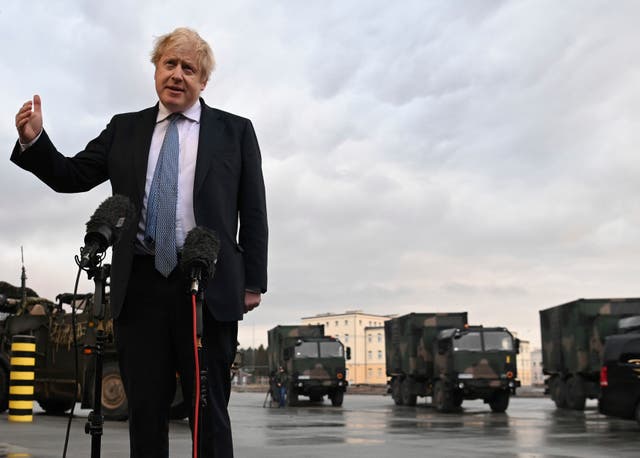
[
  {"x1": 0, "y1": 283, "x2": 188, "y2": 420},
  {"x1": 540, "y1": 298, "x2": 640, "y2": 410},
  {"x1": 267, "y1": 325, "x2": 348, "y2": 406},
  {"x1": 386, "y1": 313, "x2": 520, "y2": 413},
  {"x1": 598, "y1": 316, "x2": 640, "y2": 424}
]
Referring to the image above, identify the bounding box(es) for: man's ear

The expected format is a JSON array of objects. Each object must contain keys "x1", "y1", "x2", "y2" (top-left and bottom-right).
[{"x1": 200, "y1": 78, "x2": 208, "y2": 91}]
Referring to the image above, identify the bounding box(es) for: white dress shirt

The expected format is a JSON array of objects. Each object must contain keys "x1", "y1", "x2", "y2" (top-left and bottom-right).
[{"x1": 137, "y1": 100, "x2": 200, "y2": 253}]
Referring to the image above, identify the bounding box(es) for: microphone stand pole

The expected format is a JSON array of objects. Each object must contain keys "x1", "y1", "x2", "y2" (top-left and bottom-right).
[
  {"x1": 197, "y1": 290, "x2": 208, "y2": 458},
  {"x1": 84, "y1": 263, "x2": 110, "y2": 458}
]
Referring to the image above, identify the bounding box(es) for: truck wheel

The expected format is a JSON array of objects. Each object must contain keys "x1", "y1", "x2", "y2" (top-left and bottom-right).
[
  {"x1": 401, "y1": 378, "x2": 417, "y2": 406},
  {"x1": 38, "y1": 398, "x2": 75, "y2": 414},
  {"x1": 489, "y1": 390, "x2": 510, "y2": 413},
  {"x1": 391, "y1": 378, "x2": 403, "y2": 406},
  {"x1": 331, "y1": 390, "x2": 344, "y2": 407},
  {"x1": 0, "y1": 365, "x2": 8, "y2": 413},
  {"x1": 551, "y1": 378, "x2": 568, "y2": 409},
  {"x1": 433, "y1": 381, "x2": 453, "y2": 413},
  {"x1": 566, "y1": 376, "x2": 586, "y2": 411},
  {"x1": 102, "y1": 362, "x2": 128, "y2": 421},
  {"x1": 452, "y1": 390, "x2": 464, "y2": 408},
  {"x1": 287, "y1": 387, "x2": 298, "y2": 407}
]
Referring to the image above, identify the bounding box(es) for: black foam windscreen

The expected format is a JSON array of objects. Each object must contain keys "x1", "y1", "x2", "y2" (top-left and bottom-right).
[{"x1": 180, "y1": 226, "x2": 220, "y2": 280}]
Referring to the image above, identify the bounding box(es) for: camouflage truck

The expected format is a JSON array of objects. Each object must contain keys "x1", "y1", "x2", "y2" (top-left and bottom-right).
[
  {"x1": 0, "y1": 283, "x2": 188, "y2": 420},
  {"x1": 540, "y1": 298, "x2": 640, "y2": 410},
  {"x1": 267, "y1": 325, "x2": 348, "y2": 406},
  {"x1": 386, "y1": 313, "x2": 520, "y2": 413}
]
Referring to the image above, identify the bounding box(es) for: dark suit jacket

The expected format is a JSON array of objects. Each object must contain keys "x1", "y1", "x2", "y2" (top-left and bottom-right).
[{"x1": 11, "y1": 99, "x2": 268, "y2": 322}]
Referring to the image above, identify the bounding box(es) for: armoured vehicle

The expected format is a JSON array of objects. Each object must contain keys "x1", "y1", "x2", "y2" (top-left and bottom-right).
[
  {"x1": 598, "y1": 316, "x2": 640, "y2": 424},
  {"x1": 386, "y1": 313, "x2": 520, "y2": 413},
  {"x1": 267, "y1": 325, "x2": 348, "y2": 406},
  {"x1": 0, "y1": 283, "x2": 187, "y2": 420},
  {"x1": 540, "y1": 298, "x2": 640, "y2": 410}
]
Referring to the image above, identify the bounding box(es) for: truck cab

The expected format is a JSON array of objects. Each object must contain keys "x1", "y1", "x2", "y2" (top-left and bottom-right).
[
  {"x1": 267, "y1": 325, "x2": 349, "y2": 407},
  {"x1": 282, "y1": 336, "x2": 348, "y2": 406},
  {"x1": 433, "y1": 326, "x2": 520, "y2": 413},
  {"x1": 598, "y1": 316, "x2": 640, "y2": 424}
]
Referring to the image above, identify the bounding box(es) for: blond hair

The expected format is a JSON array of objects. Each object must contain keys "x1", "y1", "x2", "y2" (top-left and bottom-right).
[{"x1": 150, "y1": 27, "x2": 215, "y2": 82}]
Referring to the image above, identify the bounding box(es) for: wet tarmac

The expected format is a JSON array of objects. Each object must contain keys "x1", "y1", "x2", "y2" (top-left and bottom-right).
[{"x1": 1, "y1": 393, "x2": 639, "y2": 457}]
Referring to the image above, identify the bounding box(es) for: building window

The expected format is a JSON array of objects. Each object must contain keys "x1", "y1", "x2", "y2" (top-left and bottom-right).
[
  {"x1": 326, "y1": 322, "x2": 329, "y2": 327},
  {"x1": 378, "y1": 350, "x2": 382, "y2": 360},
  {"x1": 345, "y1": 320, "x2": 348, "y2": 325},
  {"x1": 377, "y1": 368, "x2": 382, "y2": 377},
  {"x1": 336, "y1": 334, "x2": 340, "y2": 340},
  {"x1": 335, "y1": 321, "x2": 338, "y2": 327},
  {"x1": 344, "y1": 334, "x2": 349, "y2": 343},
  {"x1": 377, "y1": 333, "x2": 382, "y2": 343},
  {"x1": 368, "y1": 334, "x2": 372, "y2": 343},
  {"x1": 368, "y1": 350, "x2": 372, "y2": 360},
  {"x1": 359, "y1": 320, "x2": 362, "y2": 326},
  {"x1": 368, "y1": 368, "x2": 372, "y2": 378}
]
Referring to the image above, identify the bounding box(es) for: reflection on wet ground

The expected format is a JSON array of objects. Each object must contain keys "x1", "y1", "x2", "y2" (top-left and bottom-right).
[
  {"x1": 2, "y1": 393, "x2": 640, "y2": 457},
  {"x1": 250, "y1": 394, "x2": 640, "y2": 457}
]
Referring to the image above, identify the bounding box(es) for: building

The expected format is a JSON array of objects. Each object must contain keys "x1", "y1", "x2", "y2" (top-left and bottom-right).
[
  {"x1": 515, "y1": 338, "x2": 531, "y2": 386},
  {"x1": 301, "y1": 310, "x2": 392, "y2": 385},
  {"x1": 530, "y1": 348, "x2": 544, "y2": 386}
]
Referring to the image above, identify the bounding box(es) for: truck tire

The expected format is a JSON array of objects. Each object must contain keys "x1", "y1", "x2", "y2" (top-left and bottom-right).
[
  {"x1": 551, "y1": 377, "x2": 568, "y2": 409},
  {"x1": 0, "y1": 365, "x2": 8, "y2": 413},
  {"x1": 452, "y1": 390, "x2": 464, "y2": 408},
  {"x1": 102, "y1": 361, "x2": 128, "y2": 421},
  {"x1": 38, "y1": 398, "x2": 75, "y2": 414},
  {"x1": 401, "y1": 378, "x2": 417, "y2": 406},
  {"x1": 286, "y1": 386, "x2": 298, "y2": 407},
  {"x1": 331, "y1": 390, "x2": 344, "y2": 407},
  {"x1": 566, "y1": 376, "x2": 586, "y2": 411},
  {"x1": 391, "y1": 378, "x2": 403, "y2": 405},
  {"x1": 433, "y1": 381, "x2": 453, "y2": 413},
  {"x1": 489, "y1": 390, "x2": 510, "y2": 413}
]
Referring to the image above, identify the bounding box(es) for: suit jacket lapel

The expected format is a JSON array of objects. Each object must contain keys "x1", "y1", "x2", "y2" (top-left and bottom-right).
[
  {"x1": 194, "y1": 100, "x2": 224, "y2": 197},
  {"x1": 133, "y1": 105, "x2": 159, "y2": 207}
]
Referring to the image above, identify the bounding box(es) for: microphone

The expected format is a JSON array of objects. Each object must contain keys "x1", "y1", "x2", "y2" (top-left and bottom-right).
[
  {"x1": 180, "y1": 226, "x2": 220, "y2": 294},
  {"x1": 80, "y1": 195, "x2": 136, "y2": 268}
]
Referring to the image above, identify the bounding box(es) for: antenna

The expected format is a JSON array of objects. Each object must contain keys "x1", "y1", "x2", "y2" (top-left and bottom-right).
[{"x1": 21, "y1": 246, "x2": 27, "y2": 309}]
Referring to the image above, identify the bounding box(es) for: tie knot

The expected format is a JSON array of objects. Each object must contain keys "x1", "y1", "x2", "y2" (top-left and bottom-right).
[{"x1": 167, "y1": 113, "x2": 182, "y2": 124}]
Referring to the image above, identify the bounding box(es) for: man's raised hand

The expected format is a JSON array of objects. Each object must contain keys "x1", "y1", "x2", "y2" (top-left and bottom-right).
[{"x1": 15, "y1": 95, "x2": 43, "y2": 144}]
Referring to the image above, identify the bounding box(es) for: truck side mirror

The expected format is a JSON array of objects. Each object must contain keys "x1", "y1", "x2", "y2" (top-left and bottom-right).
[
  {"x1": 514, "y1": 338, "x2": 521, "y2": 354},
  {"x1": 346, "y1": 347, "x2": 351, "y2": 360},
  {"x1": 283, "y1": 348, "x2": 292, "y2": 361}
]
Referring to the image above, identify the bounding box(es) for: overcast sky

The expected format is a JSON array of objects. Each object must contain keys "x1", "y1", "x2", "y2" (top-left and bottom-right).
[{"x1": 2, "y1": 1, "x2": 640, "y2": 349}]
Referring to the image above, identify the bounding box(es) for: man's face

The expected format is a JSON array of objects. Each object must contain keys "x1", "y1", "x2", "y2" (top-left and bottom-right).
[{"x1": 154, "y1": 47, "x2": 207, "y2": 112}]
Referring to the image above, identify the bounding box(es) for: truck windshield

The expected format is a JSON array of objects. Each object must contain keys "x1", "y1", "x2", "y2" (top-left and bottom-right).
[
  {"x1": 319, "y1": 341, "x2": 344, "y2": 358},
  {"x1": 294, "y1": 341, "x2": 319, "y2": 358},
  {"x1": 483, "y1": 331, "x2": 514, "y2": 351},
  {"x1": 453, "y1": 332, "x2": 482, "y2": 351}
]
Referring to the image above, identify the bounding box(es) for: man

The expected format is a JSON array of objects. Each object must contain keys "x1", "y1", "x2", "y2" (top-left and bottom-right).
[
  {"x1": 12, "y1": 27, "x2": 268, "y2": 458},
  {"x1": 275, "y1": 366, "x2": 288, "y2": 408}
]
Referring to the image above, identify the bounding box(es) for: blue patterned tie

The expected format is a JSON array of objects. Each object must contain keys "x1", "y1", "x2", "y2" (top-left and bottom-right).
[{"x1": 145, "y1": 113, "x2": 181, "y2": 277}]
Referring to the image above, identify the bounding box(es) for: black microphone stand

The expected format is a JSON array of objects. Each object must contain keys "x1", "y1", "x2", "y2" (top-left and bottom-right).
[
  {"x1": 190, "y1": 270, "x2": 208, "y2": 458},
  {"x1": 82, "y1": 260, "x2": 110, "y2": 458}
]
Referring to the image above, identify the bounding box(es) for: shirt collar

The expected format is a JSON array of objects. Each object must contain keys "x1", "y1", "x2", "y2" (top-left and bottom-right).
[{"x1": 156, "y1": 99, "x2": 201, "y2": 124}]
